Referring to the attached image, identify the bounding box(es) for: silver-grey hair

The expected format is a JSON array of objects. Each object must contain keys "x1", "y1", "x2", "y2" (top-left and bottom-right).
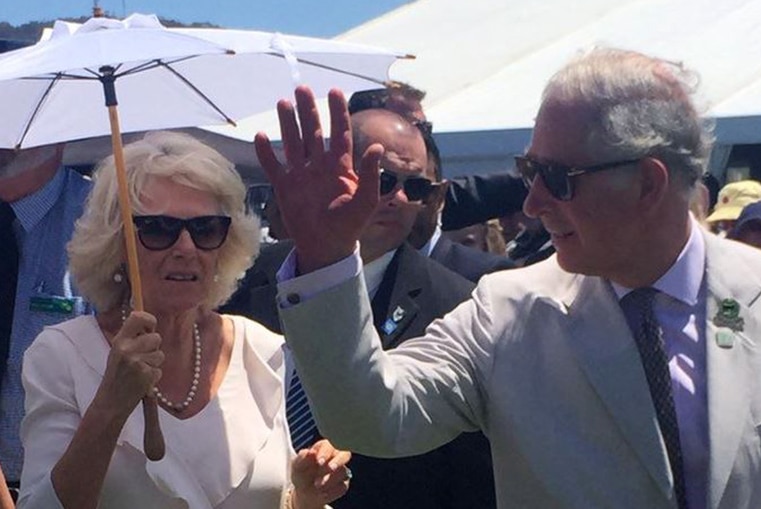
[
  {"x1": 541, "y1": 47, "x2": 714, "y2": 190},
  {"x1": 68, "y1": 131, "x2": 259, "y2": 312}
]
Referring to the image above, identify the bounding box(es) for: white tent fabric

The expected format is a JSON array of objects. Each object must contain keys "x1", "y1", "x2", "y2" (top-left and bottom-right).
[
  {"x1": 330, "y1": 0, "x2": 761, "y2": 177},
  {"x1": 168, "y1": 0, "x2": 760, "y2": 180}
]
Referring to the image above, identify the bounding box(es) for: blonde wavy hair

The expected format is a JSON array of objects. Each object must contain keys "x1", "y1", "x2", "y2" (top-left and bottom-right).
[{"x1": 68, "y1": 131, "x2": 259, "y2": 312}]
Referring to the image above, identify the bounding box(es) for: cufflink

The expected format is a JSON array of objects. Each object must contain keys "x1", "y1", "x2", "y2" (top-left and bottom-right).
[{"x1": 286, "y1": 293, "x2": 301, "y2": 305}]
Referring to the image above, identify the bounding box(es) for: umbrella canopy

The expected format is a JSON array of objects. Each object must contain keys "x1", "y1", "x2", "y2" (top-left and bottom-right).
[
  {"x1": 0, "y1": 13, "x2": 408, "y2": 149},
  {"x1": 0, "y1": 12, "x2": 409, "y2": 461}
]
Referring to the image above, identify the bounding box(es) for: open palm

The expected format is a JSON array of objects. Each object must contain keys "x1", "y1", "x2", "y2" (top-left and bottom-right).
[{"x1": 255, "y1": 86, "x2": 383, "y2": 274}]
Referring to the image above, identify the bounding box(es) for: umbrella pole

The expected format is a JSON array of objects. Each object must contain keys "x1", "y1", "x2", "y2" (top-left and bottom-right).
[{"x1": 101, "y1": 67, "x2": 165, "y2": 462}]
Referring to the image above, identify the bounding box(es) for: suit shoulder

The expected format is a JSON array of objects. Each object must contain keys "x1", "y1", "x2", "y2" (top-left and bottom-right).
[
  {"x1": 450, "y1": 242, "x2": 515, "y2": 272},
  {"x1": 478, "y1": 254, "x2": 578, "y2": 299},
  {"x1": 420, "y1": 250, "x2": 475, "y2": 291}
]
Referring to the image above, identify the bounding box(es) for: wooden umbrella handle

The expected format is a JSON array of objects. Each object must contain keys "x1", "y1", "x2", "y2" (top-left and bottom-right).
[
  {"x1": 108, "y1": 105, "x2": 165, "y2": 461},
  {"x1": 142, "y1": 398, "x2": 165, "y2": 461}
]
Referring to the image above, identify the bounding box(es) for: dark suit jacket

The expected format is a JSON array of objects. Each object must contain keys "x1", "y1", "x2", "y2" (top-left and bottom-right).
[
  {"x1": 430, "y1": 235, "x2": 514, "y2": 282},
  {"x1": 219, "y1": 240, "x2": 292, "y2": 333},
  {"x1": 442, "y1": 173, "x2": 527, "y2": 230},
  {"x1": 221, "y1": 242, "x2": 496, "y2": 509},
  {"x1": 339, "y1": 243, "x2": 495, "y2": 509}
]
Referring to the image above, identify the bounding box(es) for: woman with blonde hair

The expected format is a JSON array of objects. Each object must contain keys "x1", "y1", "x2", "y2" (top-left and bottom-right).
[{"x1": 18, "y1": 131, "x2": 350, "y2": 509}]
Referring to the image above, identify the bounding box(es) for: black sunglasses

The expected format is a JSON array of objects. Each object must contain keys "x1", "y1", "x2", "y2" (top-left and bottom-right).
[
  {"x1": 515, "y1": 156, "x2": 641, "y2": 201},
  {"x1": 132, "y1": 215, "x2": 231, "y2": 251},
  {"x1": 379, "y1": 169, "x2": 436, "y2": 202}
]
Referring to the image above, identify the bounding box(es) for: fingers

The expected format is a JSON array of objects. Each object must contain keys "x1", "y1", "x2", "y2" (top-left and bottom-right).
[
  {"x1": 310, "y1": 439, "x2": 352, "y2": 470},
  {"x1": 255, "y1": 132, "x2": 282, "y2": 185},
  {"x1": 327, "y1": 88, "x2": 352, "y2": 166},
  {"x1": 277, "y1": 98, "x2": 306, "y2": 170},
  {"x1": 295, "y1": 86, "x2": 325, "y2": 164},
  {"x1": 120, "y1": 311, "x2": 156, "y2": 337},
  {"x1": 290, "y1": 447, "x2": 352, "y2": 506},
  {"x1": 354, "y1": 143, "x2": 384, "y2": 211}
]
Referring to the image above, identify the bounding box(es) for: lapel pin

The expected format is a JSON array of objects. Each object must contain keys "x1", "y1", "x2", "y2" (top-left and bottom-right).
[
  {"x1": 382, "y1": 306, "x2": 408, "y2": 336},
  {"x1": 382, "y1": 318, "x2": 398, "y2": 335},
  {"x1": 715, "y1": 330, "x2": 735, "y2": 349},
  {"x1": 712, "y1": 298, "x2": 744, "y2": 333}
]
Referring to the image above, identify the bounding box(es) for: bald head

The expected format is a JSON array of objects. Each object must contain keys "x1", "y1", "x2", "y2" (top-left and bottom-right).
[
  {"x1": 351, "y1": 109, "x2": 425, "y2": 165},
  {"x1": 349, "y1": 109, "x2": 428, "y2": 263}
]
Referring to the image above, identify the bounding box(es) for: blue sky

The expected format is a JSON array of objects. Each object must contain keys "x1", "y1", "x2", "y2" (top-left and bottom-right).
[{"x1": 1, "y1": 0, "x2": 412, "y2": 37}]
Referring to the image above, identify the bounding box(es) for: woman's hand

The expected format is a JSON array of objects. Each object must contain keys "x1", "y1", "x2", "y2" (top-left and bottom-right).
[
  {"x1": 95, "y1": 311, "x2": 164, "y2": 420},
  {"x1": 290, "y1": 439, "x2": 352, "y2": 509}
]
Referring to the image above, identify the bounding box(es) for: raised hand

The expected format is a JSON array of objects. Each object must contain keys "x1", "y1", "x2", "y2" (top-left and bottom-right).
[
  {"x1": 255, "y1": 86, "x2": 384, "y2": 274},
  {"x1": 290, "y1": 439, "x2": 352, "y2": 509}
]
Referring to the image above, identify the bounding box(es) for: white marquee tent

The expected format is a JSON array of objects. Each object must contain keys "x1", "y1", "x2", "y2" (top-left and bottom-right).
[
  {"x1": 64, "y1": 0, "x2": 761, "y2": 182},
  {"x1": 334, "y1": 0, "x2": 761, "y2": 178}
]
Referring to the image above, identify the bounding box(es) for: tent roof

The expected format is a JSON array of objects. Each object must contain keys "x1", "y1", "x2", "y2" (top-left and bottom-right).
[{"x1": 336, "y1": 0, "x2": 761, "y2": 136}]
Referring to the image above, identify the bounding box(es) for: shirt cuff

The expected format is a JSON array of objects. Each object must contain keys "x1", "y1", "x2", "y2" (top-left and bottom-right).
[{"x1": 276, "y1": 244, "x2": 362, "y2": 308}]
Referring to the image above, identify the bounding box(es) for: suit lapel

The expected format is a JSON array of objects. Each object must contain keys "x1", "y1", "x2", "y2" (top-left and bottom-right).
[
  {"x1": 371, "y1": 245, "x2": 422, "y2": 349},
  {"x1": 562, "y1": 276, "x2": 674, "y2": 499},
  {"x1": 703, "y1": 235, "x2": 761, "y2": 509}
]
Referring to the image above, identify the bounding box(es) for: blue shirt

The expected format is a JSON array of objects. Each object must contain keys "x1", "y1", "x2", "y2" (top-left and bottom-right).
[
  {"x1": 0, "y1": 167, "x2": 93, "y2": 481},
  {"x1": 613, "y1": 219, "x2": 708, "y2": 509}
]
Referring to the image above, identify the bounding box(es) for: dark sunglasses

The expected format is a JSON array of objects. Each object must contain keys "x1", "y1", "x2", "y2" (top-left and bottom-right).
[
  {"x1": 132, "y1": 215, "x2": 231, "y2": 251},
  {"x1": 379, "y1": 169, "x2": 436, "y2": 202},
  {"x1": 515, "y1": 155, "x2": 641, "y2": 201}
]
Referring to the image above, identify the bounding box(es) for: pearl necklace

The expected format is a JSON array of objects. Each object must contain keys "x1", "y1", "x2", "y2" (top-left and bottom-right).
[{"x1": 121, "y1": 308, "x2": 202, "y2": 412}]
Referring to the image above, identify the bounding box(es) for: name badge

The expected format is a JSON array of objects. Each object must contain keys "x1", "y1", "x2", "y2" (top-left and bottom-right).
[{"x1": 29, "y1": 295, "x2": 77, "y2": 315}]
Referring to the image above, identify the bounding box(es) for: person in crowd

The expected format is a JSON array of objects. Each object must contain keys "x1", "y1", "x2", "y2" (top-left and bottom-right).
[
  {"x1": 347, "y1": 83, "x2": 530, "y2": 235},
  {"x1": 18, "y1": 132, "x2": 351, "y2": 509},
  {"x1": 348, "y1": 85, "x2": 515, "y2": 281},
  {"x1": 505, "y1": 215, "x2": 555, "y2": 266},
  {"x1": 705, "y1": 179, "x2": 761, "y2": 235},
  {"x1": 258, "y1": 47, "x2": 761, "y2": 509},
  {"x1": 409, "y1": 128, "x2": 514, "y2": 281},
  {"x1": 225, "y1": 109, "x2": 495, "y2": 509},
  {"x1": 728, "y1": 200, "x2": 761, "y2": 249},
  {"x1": 442, "y1": 223, "x2": 489, "y2": 252},
  {"x1": 0, "y1": 143, "x2": 92, "y2": 503}
]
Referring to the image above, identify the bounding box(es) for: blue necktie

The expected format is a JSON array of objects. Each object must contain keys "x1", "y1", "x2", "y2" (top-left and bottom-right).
[
  {"x1": 285, "y1": 372, "x2": 319, "y2": 451},
  {"x1": 622, "y1": 288, "x2": 688, "y2": 509}
]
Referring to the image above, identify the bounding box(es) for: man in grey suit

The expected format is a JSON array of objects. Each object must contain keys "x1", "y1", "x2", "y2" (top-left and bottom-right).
[{"x1": 255, "y1": 47, "x2": 761, "y2": 509}]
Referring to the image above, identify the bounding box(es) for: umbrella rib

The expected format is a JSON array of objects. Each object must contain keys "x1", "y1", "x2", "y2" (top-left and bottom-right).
[
  {"x1": 16, "y1": 73, "x2": 62, "y2": 149},
  {"x1": 270, "y1": 53, "x2": 388, "y2": 86},
  {"x1": 157, "y1": 61, "x2": 237, "y2": 126},
  {"x1": 116, "y1": 56, "x2": 203, "y2": 78}
]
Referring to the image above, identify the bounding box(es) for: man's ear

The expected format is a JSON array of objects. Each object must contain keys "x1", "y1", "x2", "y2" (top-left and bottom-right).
[{"x1": 638, "y1": 157, "x2": 670, "y2": 211}]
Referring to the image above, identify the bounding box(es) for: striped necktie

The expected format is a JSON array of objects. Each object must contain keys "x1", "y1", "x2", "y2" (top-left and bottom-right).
[
  {"x1": 285, "y1": 372, "x2": 319, "y2": 451},
  {"x1": 622, "y1": 288, "x2": 688, "y2": 509}
]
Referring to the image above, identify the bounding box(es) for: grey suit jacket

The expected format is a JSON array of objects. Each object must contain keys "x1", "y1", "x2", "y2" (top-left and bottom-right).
[{"x1": 279, "y1": 231, "x2": 761, "y2": 509}]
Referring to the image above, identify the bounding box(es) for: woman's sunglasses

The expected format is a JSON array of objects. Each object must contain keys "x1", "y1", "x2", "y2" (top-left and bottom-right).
[
  {"x1": 132, "y1": 215, "x2": 231, "y2": 251},
  {"x1": 514, "y1": 155, "x2": 641, "y2": 201},
  {"x1": 379, "y1": 169, "x2": 436, "y2": 202}
]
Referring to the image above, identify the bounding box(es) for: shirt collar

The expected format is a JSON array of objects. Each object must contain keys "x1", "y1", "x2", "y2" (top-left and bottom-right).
[
  {"x1": 10, "y1": 167, "x2": 67, "y2": 233},
  {"x1": 612, "y1": 216, "x2": 705, "y2": 306},
  {"x1": 418, "y1": 223, "x2": 443, "y2": 258},
  {"x1": 363, "y1": 248, "x2": 398, "y2": 298}
]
